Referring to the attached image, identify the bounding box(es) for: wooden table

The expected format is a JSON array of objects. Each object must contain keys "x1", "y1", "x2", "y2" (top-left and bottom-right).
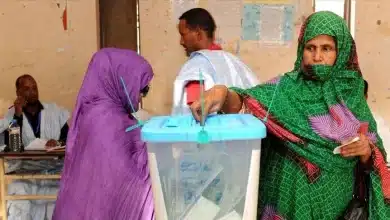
[{"x1": 0, "y1": 150, "x2": 65, "y2": 220}]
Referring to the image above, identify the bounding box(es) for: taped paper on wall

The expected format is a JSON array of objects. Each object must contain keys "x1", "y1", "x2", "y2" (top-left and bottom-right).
[
  {"x1": 242, "y1": 4, "x2": 261, "y2": 41},
  {"x1": 259, "y1": 4, "x2": 294, "y2": 44},
  {"x1": 259, "y1": 5, "x2": 285, "y2": 43},
  {"x1": 242, "y1": 3, "x2": 295, "y2": 45}
]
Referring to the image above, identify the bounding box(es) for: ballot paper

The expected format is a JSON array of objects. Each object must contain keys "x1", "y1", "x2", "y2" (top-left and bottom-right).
[
  {"x1": 333, "y1": 137, "x2": 360, "y2": 154},
  {"x1": 183, "y1": 196, "x2": 242, "y2": 220}
]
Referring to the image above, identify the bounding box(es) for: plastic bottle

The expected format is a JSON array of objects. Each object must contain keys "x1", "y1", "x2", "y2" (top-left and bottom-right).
[{"x1": 8, "y1": 119, "x2": 22, "y2": 152}]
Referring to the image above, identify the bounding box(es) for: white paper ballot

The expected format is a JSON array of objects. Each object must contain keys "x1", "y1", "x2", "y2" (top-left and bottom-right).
[
  {"x1": 25, "y1": 138, "x2": 48, "y2": 150},
  {"x1": 333, "y1": 137, "x2": 360, "y2": 154}
]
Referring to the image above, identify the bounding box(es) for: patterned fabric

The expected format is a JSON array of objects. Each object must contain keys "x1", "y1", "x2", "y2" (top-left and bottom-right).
[{"x1": 232, "y1": 11, "x2": 390, "y2": 219}]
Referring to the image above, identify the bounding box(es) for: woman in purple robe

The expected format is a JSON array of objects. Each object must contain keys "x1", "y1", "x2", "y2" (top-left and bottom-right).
[{"x1": 52, "y1": 48, "x2": 154, "y2": 220}]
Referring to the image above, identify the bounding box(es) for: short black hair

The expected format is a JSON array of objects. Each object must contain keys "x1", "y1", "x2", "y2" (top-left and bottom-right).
[
  {"x1": 16, "y1": 74, "x2": 34, "y2": 89},
  {"x1": 179, "y1": 8, "x2": 216, "y2": 39},
  {"x1": 364, "y1": 79, "x2": 368, "y2": 96}
]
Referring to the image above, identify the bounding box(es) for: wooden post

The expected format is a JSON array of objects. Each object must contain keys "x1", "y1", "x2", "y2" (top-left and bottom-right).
[
  {"x1": 0, "y1": 158, "x2": 7, "y2": 220},
  {"x1": 344, "y1": 0, "x2": 352, "y2": 29},
  {"x1": 98, "y1": 0, "x2": 138, "y2": 50}
]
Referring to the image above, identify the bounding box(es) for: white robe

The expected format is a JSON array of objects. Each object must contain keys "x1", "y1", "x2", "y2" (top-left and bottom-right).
[
  {"x1": 172, "y1": 50, "x2": 259, "y2": 115},
  {"x1": 0, "y1": 102, "x2": 69, "y2": 220},
  {"x1": 0, "y1": 103, "x2": 69, "y2": 147}
]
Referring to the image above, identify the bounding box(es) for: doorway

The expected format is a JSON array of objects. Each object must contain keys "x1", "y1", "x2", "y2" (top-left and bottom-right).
[{"x1": 98, "y1": 0, "x2": 139, "y2": 51}]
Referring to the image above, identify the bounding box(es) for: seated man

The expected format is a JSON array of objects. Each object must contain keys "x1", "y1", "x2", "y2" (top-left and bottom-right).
[
  {"x1": 364, "y1": 80, "x2": 390, "y2": 163},
  {"x1": 173, "y1": 8, "x2": 259, "y2": 114},
  {"x1": 0, "y1": 74, "x2": 70, "y2": 220},
  {"x1": 1, "y1": 74, "x2": 69, "y2": 148}
]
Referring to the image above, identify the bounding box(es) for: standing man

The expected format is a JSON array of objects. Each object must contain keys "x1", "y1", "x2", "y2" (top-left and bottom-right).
[{"x1": 173, "y1": 8, "x2": 259, "y2": 114}]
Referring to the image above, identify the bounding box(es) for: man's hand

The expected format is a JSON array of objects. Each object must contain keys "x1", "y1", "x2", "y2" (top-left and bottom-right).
[
  {"x1": 45, "y1": 139, "x2": 58, "y2": 149},
  {"x1": 14, "y1": 96, "x2": 26, "y2": 117}
]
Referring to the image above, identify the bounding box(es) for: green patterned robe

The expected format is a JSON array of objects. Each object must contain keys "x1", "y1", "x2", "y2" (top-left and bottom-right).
[{"x1": 232, "y1": 11, "x2": 390, "y2": 219}]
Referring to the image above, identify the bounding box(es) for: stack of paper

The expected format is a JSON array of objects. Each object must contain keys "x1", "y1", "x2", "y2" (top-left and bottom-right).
[
  {"x1": 25, "y1": 138, "x2": 47, "y2": 150},
  {"x1": 25, "y1": 138, "x2": 65, "y2": 152}
]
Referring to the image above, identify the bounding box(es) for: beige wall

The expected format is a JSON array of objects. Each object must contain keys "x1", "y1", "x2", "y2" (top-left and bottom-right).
[
  {"x1": 355, "y1": 0, "x2": 390, "y2": 123},
  {"x1": 0, "y1": 0, "x2": 388, "y2": 125},
  {"x1": 0, "y1": 0, "x2": 99, "y2": 115},
  {"x1": 140, "y1": 0, "x2": 313, "y2": 115},
  {"x1": 140, "y1": 0, "x2": 389, "y2": 125}
]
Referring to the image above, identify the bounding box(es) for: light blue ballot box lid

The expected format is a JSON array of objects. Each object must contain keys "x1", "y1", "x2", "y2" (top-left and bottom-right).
[{"x1": 141, "y1": 114, "x2": 266, "y2": 143}]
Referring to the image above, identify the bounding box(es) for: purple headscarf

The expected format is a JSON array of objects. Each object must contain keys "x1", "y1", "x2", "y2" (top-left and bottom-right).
[{"x1": 53, "y1": 48, "x2": 154, "y2": 220}]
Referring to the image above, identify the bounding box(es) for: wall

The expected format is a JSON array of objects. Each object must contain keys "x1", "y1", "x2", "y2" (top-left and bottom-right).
[
  {"x1": 140, "y1": 0, "x2": 389, "y2": 126},
  {"x1": 0, "y1": 0, "x2": 99, "y2": 115},
  {"x1": 355, "y1": 0, "x2": 390, "y2": 124},
  {"x1": 0, "y1": 0, "x2": 387, "y2": 125},
  {"x1": 315, "y1": 0, "x2": 344, "y2": 17},
  {"x1": 139, "y1": 0, "x2": 187, "y2": 114},
  {"x1": 139, "y1": 0, "x2": 313, "y2": 115}
]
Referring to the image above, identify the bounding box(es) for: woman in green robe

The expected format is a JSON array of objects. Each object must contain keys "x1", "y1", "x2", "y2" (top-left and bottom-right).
[{"x1": 190, "y1": 11, "x2": 390, "y2": 219}]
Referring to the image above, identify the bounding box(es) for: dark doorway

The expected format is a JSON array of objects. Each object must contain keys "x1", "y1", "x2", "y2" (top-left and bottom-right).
[{"x1": 99, "y1": 0, "x2": 138, "y2": 50}]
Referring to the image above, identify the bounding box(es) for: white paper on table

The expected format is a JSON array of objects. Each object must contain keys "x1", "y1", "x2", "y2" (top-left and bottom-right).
[{"x1": 25, "y1": 138, "x2": 48, "y2": 150}]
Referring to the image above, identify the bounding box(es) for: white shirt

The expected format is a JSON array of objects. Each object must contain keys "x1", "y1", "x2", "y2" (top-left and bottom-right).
[
  {"x1": 0, "y1": 102, "x2": 70, "y2": 147},
  {"x1": 173, "y1": 50, "x2": 259, "y2": 114}
]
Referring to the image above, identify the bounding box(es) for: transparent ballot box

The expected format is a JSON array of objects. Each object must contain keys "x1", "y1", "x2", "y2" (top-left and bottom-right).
[{"x1": 141, "y1": 114, "x2": 266, "y2": 220}]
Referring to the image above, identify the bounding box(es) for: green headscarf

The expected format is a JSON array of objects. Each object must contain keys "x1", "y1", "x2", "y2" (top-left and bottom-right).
[{"x1": 232, "y1": 11, "x2": 390, "y2": 219}]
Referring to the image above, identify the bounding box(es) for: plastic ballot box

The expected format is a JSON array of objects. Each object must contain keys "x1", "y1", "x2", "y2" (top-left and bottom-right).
[{"x1": 141, "y1": 114, "x2": 266, "y2": 220}]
